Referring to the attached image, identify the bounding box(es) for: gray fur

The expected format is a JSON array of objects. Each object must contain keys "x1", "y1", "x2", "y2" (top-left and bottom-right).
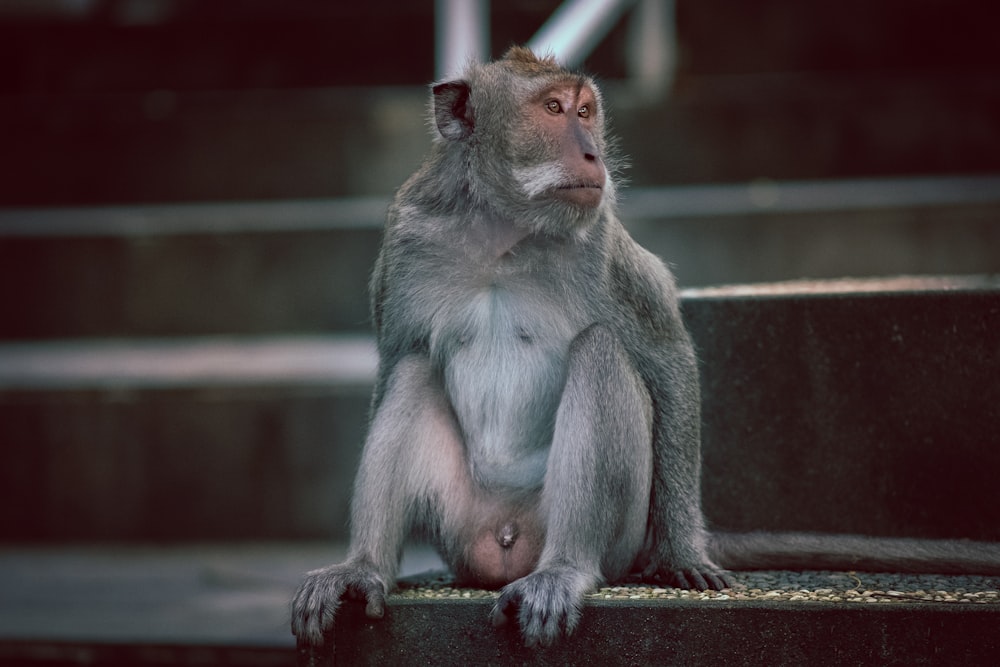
[
  {"x1": 290, "y1": 46, "x2": 1000, "y2": 651},
  {"x1": 291, "y1": 46, "x2": 722, "y2": 648},
  {"x1": 709, "y1": 532, "x2": 1000, "y2": 575}
]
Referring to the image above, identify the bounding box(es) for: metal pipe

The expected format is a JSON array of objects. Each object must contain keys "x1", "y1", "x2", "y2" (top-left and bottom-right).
[
  {"x1": 527, "y1": 0, "x2": 637, "y2": 67},
  {"x1": 436, "y1": 0, "x2": 490, "y2": 79}
]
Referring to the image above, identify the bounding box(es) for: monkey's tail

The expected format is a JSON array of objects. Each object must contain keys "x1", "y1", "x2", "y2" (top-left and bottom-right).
[{"x1": 708, "y1": 531, "x2": 1000, "y2": 576}]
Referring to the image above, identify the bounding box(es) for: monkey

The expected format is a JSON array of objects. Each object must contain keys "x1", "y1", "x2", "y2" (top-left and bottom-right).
[{"x1": 291, "y1": 47, "x2": 1000, "y2": 650}]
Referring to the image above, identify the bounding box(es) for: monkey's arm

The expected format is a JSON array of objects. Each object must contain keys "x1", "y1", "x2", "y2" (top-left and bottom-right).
[
  {"x1": 290, "y1": 359, "x2": 414, "y2": 645},
  {"x1": 292, "y1": 349, "x2": 458, "y2": 645},
  {"x1": 367, "y1": 217, "x2": 435, "y2": 411},
  {"x1": 608, "y1": 240, "x2": 730, "y2": 590},
  {"x1": 293, "y1": 233, "x2": 436, "y2": 645},
  {"x1": 640, "y1": 337, "x2": 731, "y2": 590}
]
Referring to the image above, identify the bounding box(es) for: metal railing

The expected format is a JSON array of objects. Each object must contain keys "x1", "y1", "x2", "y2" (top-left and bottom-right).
[{"x1": 435, "y1": 0, "x2": 674, "y2": 99}]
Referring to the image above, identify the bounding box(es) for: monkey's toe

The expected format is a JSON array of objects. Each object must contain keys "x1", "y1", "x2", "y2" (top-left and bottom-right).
[
  {"x1": 672, "y1": 567, "x2": 732, "y2": 591},
  {"x1": 641, "y1": 561, "x2": 732, "y2": 591}
]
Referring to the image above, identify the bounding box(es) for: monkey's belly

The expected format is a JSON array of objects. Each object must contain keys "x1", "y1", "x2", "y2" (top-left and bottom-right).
[
  {"x1": 437, "y1": 286, "x2": 574, "y2": 487},
  {"x1": 445, "y1": 340, "x2": 566, "y2": 488}
]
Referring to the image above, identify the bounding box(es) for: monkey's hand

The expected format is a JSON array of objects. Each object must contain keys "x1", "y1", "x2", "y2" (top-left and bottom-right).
[
  {"x1": 490, "y1": 565, "x2": 597, "y2": 648},
  {"x1": 642, "y1": 553, "x2": 732, "y2": 591},
  {"x1": 290, "y1": 561, "x2": 388, "y2": 647}
]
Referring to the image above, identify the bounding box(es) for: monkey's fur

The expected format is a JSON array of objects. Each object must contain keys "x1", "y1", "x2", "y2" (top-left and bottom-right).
[{"x1": 292, "y1": 47, "x2": 1000, "y2": 650}]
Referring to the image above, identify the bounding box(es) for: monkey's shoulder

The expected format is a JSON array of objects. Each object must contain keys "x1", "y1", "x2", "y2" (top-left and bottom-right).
[{"x1": 603, "y1": 231, "x2": 682, "y2": 332}]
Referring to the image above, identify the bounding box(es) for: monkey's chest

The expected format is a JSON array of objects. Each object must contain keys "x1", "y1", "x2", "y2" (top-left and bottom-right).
[{"x1": 432, "y1": 287, "x2": 575, "y2": 489}]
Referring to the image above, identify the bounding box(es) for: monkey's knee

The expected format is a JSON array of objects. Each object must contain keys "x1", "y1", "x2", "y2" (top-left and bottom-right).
[
  {"x1": 569, "y1": 325, "x2": 639, "y2": 385},
  {"x1": 570, "y1": 323, "x2": 621, "y2": 356},
  {"x1": 568, "y1": 324, "x2": 652, "y2": 423}
]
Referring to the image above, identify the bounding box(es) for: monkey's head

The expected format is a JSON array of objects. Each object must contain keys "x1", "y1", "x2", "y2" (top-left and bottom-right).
[{"x1": 430, "y1": 46, "x2": 617, "y2": 235}]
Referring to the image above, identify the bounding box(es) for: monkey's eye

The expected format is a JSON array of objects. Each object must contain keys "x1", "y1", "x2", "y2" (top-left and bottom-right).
[
  {"x1": 545, "y1": 100, "x2": 563, "y2": 114},
  {"x1": 578, "y1": 105, "x2": 590, "y2": 118}
]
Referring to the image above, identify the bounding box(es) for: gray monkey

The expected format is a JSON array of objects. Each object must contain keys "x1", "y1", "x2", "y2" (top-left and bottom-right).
[
  {"x1": 291, "y1": 47, "x2": 1000, "y2": 650},
  {"x1": 292, "y1": 46, "x2": 725, "y2": 648}
]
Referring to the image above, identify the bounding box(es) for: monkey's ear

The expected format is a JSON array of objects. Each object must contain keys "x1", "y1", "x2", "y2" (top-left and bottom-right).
[{"x1": 433, "y1": 80, "x2": 474, "y2": 141}]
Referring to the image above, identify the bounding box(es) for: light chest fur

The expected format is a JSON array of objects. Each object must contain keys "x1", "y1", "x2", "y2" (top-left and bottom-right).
[{"x1": 403, "y1": 216, "x2": 592, "y2": 489}]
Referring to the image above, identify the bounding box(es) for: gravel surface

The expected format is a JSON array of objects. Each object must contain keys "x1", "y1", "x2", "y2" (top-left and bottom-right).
[{"x1": 397, "y1": 570, "x2": 1000, "y2": 605}]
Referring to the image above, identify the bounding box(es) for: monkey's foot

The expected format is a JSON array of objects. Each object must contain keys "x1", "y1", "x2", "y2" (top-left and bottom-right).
[
  {"x1": 641, "y1": 559, "x2": 732, "y2": 591},
  {"x1": 490, "y1": 565, "x2": 597, "y2": 648},
  {"x1": 290, "y1": 562, "x2": 388, "y2": 646}
]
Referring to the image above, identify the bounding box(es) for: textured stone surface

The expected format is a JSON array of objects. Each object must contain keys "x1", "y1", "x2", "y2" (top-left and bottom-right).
[
  {"x1": 1, "y1": 544, "x2": 999, "y2": 665},
  {"x1": 321, "y1": 594, "x2": 1000, "y2": 667},
  {"x1": 684, "y1": 278, "x2": 1000, "y2": 540},
  {"x1": 2, "y1": 278, "x2": 999, "y2": 542}
]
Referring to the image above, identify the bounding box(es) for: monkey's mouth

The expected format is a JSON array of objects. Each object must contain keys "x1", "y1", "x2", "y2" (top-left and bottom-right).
[{"x1": 553, "y1": 183, "x2": 604, "y2": 207}]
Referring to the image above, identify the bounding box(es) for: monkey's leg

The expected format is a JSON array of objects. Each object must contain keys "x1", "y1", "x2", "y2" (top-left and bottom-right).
[
  {"x1": 291, "y1": 354, "x2": 465, "y2": 646},
  {"x1": 491, "y1": 324, "x2": 653, "y2": 647},
  {"x1": 641, "y1": 340, "x2": 731, "y2": 590}
]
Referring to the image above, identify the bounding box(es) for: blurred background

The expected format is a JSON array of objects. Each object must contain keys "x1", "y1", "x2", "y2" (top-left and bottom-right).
[
  {"x1": 3, "y1": 0, "x2": 1000, "y2": 205},
  {"x1": 0, "y1": 0, "x2": 999, "y2": 649},
  {"x1": 0, "y1": 0, "x2": 1000, "y2": 664}
]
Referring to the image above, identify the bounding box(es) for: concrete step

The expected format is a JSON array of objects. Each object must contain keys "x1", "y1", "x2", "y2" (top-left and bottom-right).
[
  {"x1": 0, "y1": 336, "x2": 373, "y2": 541},
  {"x1": 323, "y1": 575, "x2": 1000, "y2": 667},
  {"x1": 0, "y1": 199, "x2": 385, "y2": 340},
  {"x1": 0, "y1": 544, "x2": 997, "y2": 666},
  {"x1": 0, "y1": 542, "x2": 440, "y2": 666},
  {"x1": 687, "y1": 276, "x2": 1000, "y2": 541},
  {"x1": 2, "y1": 277, "x2": 998, "y2": 543},
  {"x1": 3, "y1": 176, "x2": 1000, "y2": 339},
  {"x1": 5, "y1": 73, "x2": 1000, "y2": 208},
  {"x1": 3, "y1": 0, "x2": 1000, "y2": 206}
]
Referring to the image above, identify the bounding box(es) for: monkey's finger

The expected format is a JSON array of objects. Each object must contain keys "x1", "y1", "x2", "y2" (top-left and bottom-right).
[
  {"x1": 365, "y1": 589, "x2": 386, "y2": 619},
  {"x1": 641, "y1": 562, "x2": 672, "y2": 584},
  {"x1": 290, "y1": 596, "x2": 306, "y2": 636},
  {"x1": 490, "y1": 594, "x2": 515, "y2": 627},
  {"x1": 675, "y1": 569, "x2": 711, "y2": 591},
  {"x1": 490, "y1": 603, "x2": 509, "y2": 627},
  {"x1": 291, "y1": 585, "x2": 327, "y2": 643},
  {"x1": 704, "y1": 570, "x2": 732, "y2": 591},
  {"x1": 296, "y1": 635, "x2": 332, "y2": 667},
  {"x1": 517, "y1": 600, "x2": 556, "y2": 648}
]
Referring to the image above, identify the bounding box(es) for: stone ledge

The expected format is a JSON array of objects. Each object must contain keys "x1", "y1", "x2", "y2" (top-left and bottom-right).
[
  {"x1": 4, "y1": 592, "x2": 998, "y2": 666},
  {"x1": 1, "y1": 545, "x2": 998, "y2": 665},
  {"x1": 317, "y1": 591, "x2": 1000, "y2": 667},
  {"x1": 396, "y1": 570, "x2": 1000, "y2": 605},
  {"x1": 2, "y1": 278, "x2": 999, "y2": 541},
  {"x1": 681, "y1": 274, "x2": 1000, "y2": 298},
  {"x1": 0, "y1": 335, "x2": 376, "y2": 392},
  {"x1": 685, "y1": 279, "x2": 1000, "y2": 541}
]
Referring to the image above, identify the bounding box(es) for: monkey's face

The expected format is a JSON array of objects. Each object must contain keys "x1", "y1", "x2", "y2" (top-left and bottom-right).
[
  {"x1": 509, "y1": 80, "x2": 607, "y2": 211},
  {"x1": 431, "y1": 48, "x2": 615, "y2": 235}
]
